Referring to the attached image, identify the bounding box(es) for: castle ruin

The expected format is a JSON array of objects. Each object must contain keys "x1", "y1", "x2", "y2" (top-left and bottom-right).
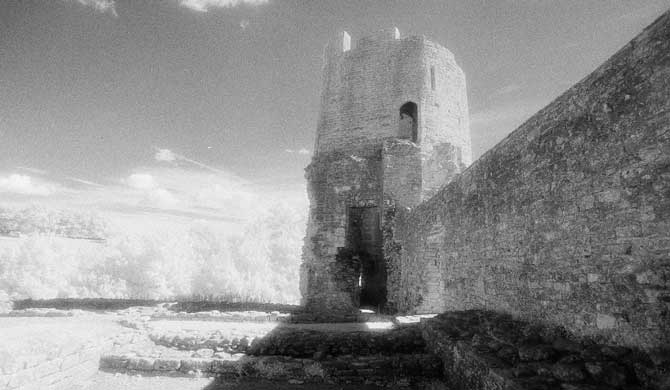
[
  {"x1": 300, "y1": 28, "x2": 471, "y2": 315},
  {"x1": 301, "y1": 13, "x2": 669, "y2": 353}
]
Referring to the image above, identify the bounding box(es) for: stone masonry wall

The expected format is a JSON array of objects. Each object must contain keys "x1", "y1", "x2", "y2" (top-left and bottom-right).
[
  {"x1": 382, "y1": 139, "x2": 422, "y2": 208},
  {"x1": 393, "y1": 11, "x2": 670, "y2": 350},
  {"x1": 300, "y1": 144, "x2": 383, "y2": 314}
]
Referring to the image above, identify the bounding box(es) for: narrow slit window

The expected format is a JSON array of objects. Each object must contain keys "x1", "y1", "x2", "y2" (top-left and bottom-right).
[{"x1": 430, "y1": 66, "x2": 436, "y2": 90}]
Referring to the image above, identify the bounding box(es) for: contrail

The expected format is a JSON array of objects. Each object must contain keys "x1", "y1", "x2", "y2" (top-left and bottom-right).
[
  {"x1": 153, "y1": 146, "x2": 234, "y2": 176},
  {"x1": 67, "y1": 177, "x2": 105, "y2": 187}
]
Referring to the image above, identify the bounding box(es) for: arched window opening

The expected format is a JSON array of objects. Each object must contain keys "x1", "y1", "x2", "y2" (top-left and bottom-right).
[{"x1": 399, "y1": 102, "x2": 418, "y2": 142}]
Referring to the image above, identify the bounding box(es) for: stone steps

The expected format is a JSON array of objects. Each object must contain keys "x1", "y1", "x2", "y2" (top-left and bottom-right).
[
  {"x1": 248, "y1": 325, "x2": 426, "y2": 358},
  {"x1": 150, "y1": 310, "x2": 292, "y2": 323},
  {"x1": 98, "y1": 353, "x2": 442, "y2": 385}
]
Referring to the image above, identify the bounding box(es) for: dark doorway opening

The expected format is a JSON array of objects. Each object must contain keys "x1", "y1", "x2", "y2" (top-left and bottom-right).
[
  {"x1": 347, "y1": 206, "x2": 386, "y2": 308},
  {"x1": 399, "y1": 102, "x2": 418, "y2": 142}
]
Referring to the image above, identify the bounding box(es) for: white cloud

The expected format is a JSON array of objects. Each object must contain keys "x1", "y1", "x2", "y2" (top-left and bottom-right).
[
  {"x1": 126, "y1": 173, "x2": 156, "y2": 190},
  {"x1": 179, "y1": 0, "x2": 269, "y2": 12},
  {"x1": 1, "y1": 164, "x2": 305, "y2": 231},
  {"x1": 0, "y1": 174, "x2": 54, "y2": 196},
  {"x1": 67, "y1": 0, "x2": 118, "y2": 16},
  {"x1": 155, "y1": 149, "x2": 177, "y2": 162}
]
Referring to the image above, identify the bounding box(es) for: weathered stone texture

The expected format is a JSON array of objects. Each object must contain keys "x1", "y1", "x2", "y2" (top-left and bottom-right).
[
  {"x1": 393, "y1": 11, "x2": 670, "y2": 350},
  {"x1": 422, "y1": 311, "x2": 669, "y2": 390},
  {"x1": 382, "y1": 139, "x2": 422, "y2": 208},
  {"x1": 316, "y1": 30, "x2": 471, "y2": 166}
]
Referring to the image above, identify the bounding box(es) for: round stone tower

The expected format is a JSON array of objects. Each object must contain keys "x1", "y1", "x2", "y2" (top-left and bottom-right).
[{"x1": 300, "y1": 28, "x2": 471, "y2": 318}]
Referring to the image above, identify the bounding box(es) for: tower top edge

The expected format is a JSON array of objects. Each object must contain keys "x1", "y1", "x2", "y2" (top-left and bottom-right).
[{"x1": 324, "y1": 28, "x2": 454, "y2": 60}]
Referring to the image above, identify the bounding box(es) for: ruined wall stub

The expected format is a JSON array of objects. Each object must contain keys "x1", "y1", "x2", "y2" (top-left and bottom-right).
[{"x1": 300, "y1": 28, "x2": 471, "y2": 316}]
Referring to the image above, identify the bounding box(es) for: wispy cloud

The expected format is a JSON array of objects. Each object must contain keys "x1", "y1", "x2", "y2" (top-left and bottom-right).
[
  {"x1": 285, "y1": 148, "x2": 311, "y2": 156},
  {"x1": 178, "y1": 0, "x2": 269, "y2": 12},
  {"x1": 67, "y1": 177, "x2": 104, "y2": 187},
  {"x1": 2, "y1": 149, "x2": 307, "y2": 234},
  {"x1": 0, "y1": 174, "x2": 55, "y2": 196},
  {"x1": 66, "y1": 0, "x2": 118, "y2": 17},
  {"x1": 0, "y1": 166, "x2": 307, "y2": 239}
]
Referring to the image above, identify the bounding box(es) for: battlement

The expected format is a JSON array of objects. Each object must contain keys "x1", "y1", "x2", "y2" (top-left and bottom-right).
[
  {"x1": 323, "y1": 31, "x2": 351, "y2": 58},
  {"x1": 356, "y1": 27, "x2": 400, "y2": 48},
  {"x1": 323, "y1": 28, "x2": 455, "y2": 63}
]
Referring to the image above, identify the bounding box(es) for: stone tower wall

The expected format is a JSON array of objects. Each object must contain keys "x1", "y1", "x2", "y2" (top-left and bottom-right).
[
  {"x1": 315, "y1": 29, "x2": 470, "y2": 199},
  {"x1": 301, "y1": 29, "x2": 471, "y2": 315}
]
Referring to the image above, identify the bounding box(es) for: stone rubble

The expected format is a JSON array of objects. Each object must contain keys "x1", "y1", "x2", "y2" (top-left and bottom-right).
[{"x1": 421, "y1": 310, "x2": 669, "y2": 390}]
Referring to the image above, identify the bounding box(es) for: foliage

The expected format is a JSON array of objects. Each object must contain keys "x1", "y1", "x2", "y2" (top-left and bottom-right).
[
  {"x1": 0, "y1": 206, "x2": 108, "y2": 240},
  {"x1": 0, "y1": 202, "x2": 306, "y2": 304}
]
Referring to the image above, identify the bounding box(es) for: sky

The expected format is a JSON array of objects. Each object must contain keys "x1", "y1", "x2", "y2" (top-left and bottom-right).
[{"x1": 0, "y1": 0, "x2": 668, "y2": 225}]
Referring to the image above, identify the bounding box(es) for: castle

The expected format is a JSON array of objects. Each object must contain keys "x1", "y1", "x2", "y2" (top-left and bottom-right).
[{"x1": 301, "y1": 15, "x2": 669, "y2": 352}]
